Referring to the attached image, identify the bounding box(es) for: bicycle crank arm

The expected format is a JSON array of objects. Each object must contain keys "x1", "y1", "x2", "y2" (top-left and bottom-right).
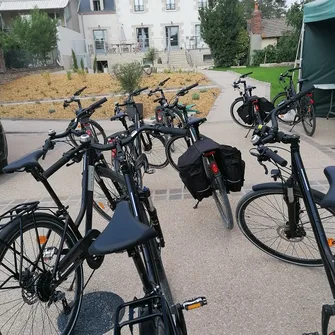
[{"x1": 181, "y1": 296, "x2": 207, "y2": 311}]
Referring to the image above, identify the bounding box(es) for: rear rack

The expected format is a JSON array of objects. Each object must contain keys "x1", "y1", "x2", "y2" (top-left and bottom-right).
[
  {"x1": 0, "y1": 201, "x2": 39, "y2": 231},
  {"x1": 113, "y1": 294, "x2": 179, "y2": 335}
]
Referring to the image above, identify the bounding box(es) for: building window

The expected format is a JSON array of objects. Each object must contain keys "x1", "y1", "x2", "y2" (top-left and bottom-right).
[
  {"x1": 134, "y1": 0, "x2": 144, "y2": 12},
  {"x1": 195, "y1": 24, "x2": 204, "y2": 48},
  {"x1": 203, "y1": 54, "x2": 212, "y2": 61},
  {"x1": 136, "y1": 27, "x2": 149, "y2": 51},
  {"x1": 93, "y1": 29, "x2": 107, "y2": 53},
  {"x1": 166, "y1": 0, "x2": 176, "y2": 10},
  {"x1": 93, "y1": 0, "x2": 101, "y2": 11},
  {"x1": 198, "y1": 0, "x2": 207, "y2": 9}
]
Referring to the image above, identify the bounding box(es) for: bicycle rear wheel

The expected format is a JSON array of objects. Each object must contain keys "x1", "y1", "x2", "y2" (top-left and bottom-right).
[
  {"x1": 165, "y1": 135, "x2": 192, "y2": 172},
  {"x1": 211, "y1": 175, "x2": 234, "y2": 229},
  {"x1": 141, "y1": 132, "x2": 168, "y2": 169},
  {"x1": 230, "y1": 97, "x2": 253, "y2": 129},
  {"x1": 236, "y1": 185, "x2": 335, "y2": 266},
  {"x1": 272, "y1": 92, "x2": 297, "y2": 125},
  {"x1": 0, "y1": 213, "x2": 84, "y2": 335}
]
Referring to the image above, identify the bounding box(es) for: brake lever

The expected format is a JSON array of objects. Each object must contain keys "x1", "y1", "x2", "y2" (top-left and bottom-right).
[{"x1": 259, "y1": 161, "x2": 268, "y2": 175}]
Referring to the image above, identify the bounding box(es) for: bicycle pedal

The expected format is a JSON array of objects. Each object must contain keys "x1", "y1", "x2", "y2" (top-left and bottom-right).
[
  {"x1": 182, "y1": 296, "x2": 207, "y2": 311},
  {"x1": 145, "y1": 168, "x2": 155, "y2": 174}
]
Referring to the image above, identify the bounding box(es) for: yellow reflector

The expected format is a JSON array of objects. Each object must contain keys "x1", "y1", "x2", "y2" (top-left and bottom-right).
[
  {"x1": 328, "y1": 238, "x2": 335, "y2": 247},
  {"x1": 186, "y1": 303, "x2": 202, "y2": 310},
  {"x1": 98, "y1": 202, "x2": 105, "y2": 209},
  {"x1": 257, "y1": 124, "x2": 263, "y2": 130},
  {"x1": 38, "y1": 236, "x2": 47, "y2": 244}
]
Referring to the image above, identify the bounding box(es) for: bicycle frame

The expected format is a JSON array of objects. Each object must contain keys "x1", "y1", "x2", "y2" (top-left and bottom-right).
[{"x1": 277, "y1": 135, "x2": 335, "y2": 334}]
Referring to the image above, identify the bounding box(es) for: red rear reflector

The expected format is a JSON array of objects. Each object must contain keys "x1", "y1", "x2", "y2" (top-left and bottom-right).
[
  {"x1": 210, "y1": 162, "x2": 219, "y2": 174},
  {"x1": 203, "y1": 150, "x2": 216, "y2": 157}
]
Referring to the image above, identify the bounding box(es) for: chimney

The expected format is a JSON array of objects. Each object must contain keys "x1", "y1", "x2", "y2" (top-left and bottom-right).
[{"x1": 251, "y1": 1, "x2": 262, "y2": 35}]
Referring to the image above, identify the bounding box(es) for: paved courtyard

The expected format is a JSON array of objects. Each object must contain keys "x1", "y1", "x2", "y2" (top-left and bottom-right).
[{"x1": 1, "y1": 70, "x2": 335, "y2": 334}]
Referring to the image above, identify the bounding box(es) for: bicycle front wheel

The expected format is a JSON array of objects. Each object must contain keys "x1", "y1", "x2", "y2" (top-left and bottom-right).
[
  {"x1": 301, "y1": 97, "x2": 316, "y2": 136},
  {"x1": 0, "y1": 213, "x2": 84, "y2": 335},
  {"x1": 212, "y1": 175, "x2": 234, "y2": 229},
  {"x1": 272, "y1": 92, "x2": 297, "y2": 125},
  {"x1": 69, "y1": 119, "x2": 107, "y2": 146},
  {"x1": 236, "y1": 185, "x2": 335, "y2": 266}
]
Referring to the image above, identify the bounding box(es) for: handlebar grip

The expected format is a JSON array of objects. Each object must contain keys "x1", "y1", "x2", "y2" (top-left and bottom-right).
[
  {"x1": 159, "y1": 77, "x2": 170, "y2": 86},
  {"x1": 74, "y1": 86, "x2": 87, "y2": 96},
  {"x1": 241, "y1": 72, "x2": 253, "y2": 78},
  {"x1": 263, "y1": 147, "x2": 287, "y2": 167},
  {"x1": 185, "y1": 83, "x2": 198, "y2": 91},
  {"x1": 133, "y1": 87, "x2": 149, "y2": 95},
  {"x1": 87, "y1": 97, "x2": 108, "y2": 111}
]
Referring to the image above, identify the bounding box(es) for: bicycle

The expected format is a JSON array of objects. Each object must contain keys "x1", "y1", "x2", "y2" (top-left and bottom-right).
[
  {"x1": 230, "y1": 72, "x2": 257, "y2": 129},
  {"x1": 0, "y1": 122, "x2": 207, "y2": 334},
  {"x1": 235, "y1": 86, "x2": 335, "y2": 335},
  {"x1": 63, "y1": 86, "x2": 107, "y2": 146},
  {"x1": 272, "y1": 67, "x2": 316, "y2": 136},
  {"x1": 112, "y1": 87, "x2": 169, "y2": 169},
  {"x1": 159, "y1": 83, "x2": 236, "y2": 229}
]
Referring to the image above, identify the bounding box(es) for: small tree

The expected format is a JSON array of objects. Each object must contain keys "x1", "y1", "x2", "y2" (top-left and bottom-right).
[
  {"x1": 199, "y1": 0, "x2": 245, "y2": 67},
  {"x1": 11, "y1": 7, "x2": 58, "y2": 65},
  {"x1": 93, "y1": 55, "x2": 97, "y2": 73},
  {"x1": 72, "y1": 49, "x2": 78, "y2": 72},
  {"x1": 80, "y1": 58, "x2": 84, "y2": 70},
  {"x1": 112, "y1": 62, "x2": 143, "y2": 93}
]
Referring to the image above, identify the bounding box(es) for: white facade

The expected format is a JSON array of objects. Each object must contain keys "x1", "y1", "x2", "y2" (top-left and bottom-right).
[{"x1": 115, "y1": 0, "x2": 206, "y2": 51}]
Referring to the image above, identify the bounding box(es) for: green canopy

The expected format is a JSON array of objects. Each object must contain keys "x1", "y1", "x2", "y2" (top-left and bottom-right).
[
  {"x1": 301, "y1": 0, "x2": 335, "y2": 117},
  {"x1": 304, "y1": 0, "x2": 335, "y2": 23}
]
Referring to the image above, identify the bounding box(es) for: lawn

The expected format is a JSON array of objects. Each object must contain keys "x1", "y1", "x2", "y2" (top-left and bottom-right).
[
  {"x1": 215, "y1": 66, "x2": 292, "y2": 100},
  {"x1": 0, "y1": 72, "x2": 220, "y2": 119}
]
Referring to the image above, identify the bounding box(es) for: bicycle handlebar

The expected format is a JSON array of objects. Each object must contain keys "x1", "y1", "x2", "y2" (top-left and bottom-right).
[
  {"x1": 132, "y1": 86, "x2": 149, "y2": 96},
  {"x1": 240, "y1": 72, "x2": 253, "y2": 79},
  {"x1": 158, "y1": 77, "x2": 170, "y2": 87},
  {"x1": 87, "y1": 97, "x2": 107, "y2": 111},
  {"x1": 74, "y1": 86, "x2": 87, "y2": 96},
  {"x1": 91, "y1": 124, "x2": 188, "y2": 151},
  {"x1": 252, "y1": 86, "x2": 315, "y2": 146}
]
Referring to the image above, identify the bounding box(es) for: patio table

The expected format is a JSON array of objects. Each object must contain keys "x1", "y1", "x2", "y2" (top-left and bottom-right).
[{"x1": 314, "y1": 84, "x2": 335, "y2": 119}]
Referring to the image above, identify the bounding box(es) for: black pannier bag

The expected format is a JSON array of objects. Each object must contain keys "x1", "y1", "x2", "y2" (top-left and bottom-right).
[
  {"x1": 178, "y1": 138, "x2": 221, "y2": 201},
  {"x1": 215, "y1": 145, "x2": 245, "y2": 192},
  {"x1": 237, "y1": 96, "x2": 273, "y2": 124},
  {"x1": 258, "y1": 97, "x2": 274, "y2": 121}
]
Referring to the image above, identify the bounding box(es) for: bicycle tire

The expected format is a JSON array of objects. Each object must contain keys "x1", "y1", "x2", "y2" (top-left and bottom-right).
[
  {"x1": 69, "y1": 119, "x2": 107, "y2": 146},
  {"x1": 301, "y1": 98, "x2": 316, "y2": 136},
  {"x1": 0, "y1": 212, "x2": 84, "y2": 335},
  {"x1": 139, "y1": 309, "x2": 165, "y2": 335},
  {"x1": 272, "y1": 92, "x2": 295, "y2": 125},
  {"x1": 236, "y1": 185, "x2": 335, "y2": 266},
  {"x1": 211, "y1": 175, "x2": 234, "y2": 229},
  {"x1": 230, "y1": 97, "x2": 253, "y2": 129},
  {"x1": 142, "y1": 131, "x2": 169, "y2": 169},
  {"x1": 165, "y1": 135, "x2": 192, "y2": 172}
]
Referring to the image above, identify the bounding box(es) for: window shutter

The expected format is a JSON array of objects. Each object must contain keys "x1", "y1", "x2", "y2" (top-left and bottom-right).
[{"x1": 89, "y1": 0, "x2": 94, "y2": 11}]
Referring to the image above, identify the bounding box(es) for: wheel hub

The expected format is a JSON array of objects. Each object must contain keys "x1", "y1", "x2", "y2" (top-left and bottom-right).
[
  {"x1": 36, "y1": 271, "x2": 53, "y2": 302},
  {"x1": 276, "y1": 224, "x2": 305, "y2": 242}
]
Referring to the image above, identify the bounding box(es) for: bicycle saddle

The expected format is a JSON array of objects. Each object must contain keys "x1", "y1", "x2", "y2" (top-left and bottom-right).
[
  {"x1": 320, "y1": 166, "x2": 335, "y2": 208},
  {"x1": 88, "y1": 201, "x2": 157, "y2": 255},
  {"x1": 187, "y1": 117, "x2": 207, "y2": 127},
  {"x1": 2, "y1": 149, "x2": 44, "y2": 173},
  {"x1": 246, "y1": 85, "x2": 256, "y2": 90}
]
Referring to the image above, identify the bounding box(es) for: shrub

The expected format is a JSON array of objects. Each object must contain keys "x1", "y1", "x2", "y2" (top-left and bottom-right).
[
  {"x1": 41, "y1": 71, "x2": 51, "y2": 85},
  {"x1": 192, "y1": 93, "x2": 200, "y2": 100},
  {"x1": 163, "y1": 68, "x2": 171, "y2": 74},
  {"x1": 35, "y1": 101, "x2": 41, "y2": 104},
  {"x1": 66, "y1": 70, "x2": 72, "y2": 80},
  {"x1": 145, "y1": 48, "x2": 158, "y2": 64},
  {"x1": 80, "y1": 58, "x2": 84, "y2": 70},
  {"x1": 112, "y1": 62, "x2": 143, "y2": 93},
  {"x1": 48, "y1": 108, "x2": 56, "y2": 114},
  {"x1": 77, "y1": 69, "x2": 87, "y2": 82},
  {"x1": 200, "y1": 88, "x2": 208, "y2": 93},
  {"x1": 93, "y1": 55, "x2": 97, "y2": 73},
  {"x1": 72, "y1": 49, "x2": 78, "y2": 72},
  {"x1": 91, "y1": 97, "x2": 96, "y2": 102}
]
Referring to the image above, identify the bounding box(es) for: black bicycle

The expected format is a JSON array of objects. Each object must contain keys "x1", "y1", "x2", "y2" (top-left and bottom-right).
[
  {"x1": 0, "y1": 122, "x2": 206, "y2": 334},
  {"x1": 272, "y1": 67, "x2": 316, "y2": 136},
  {"x1": 236, "y1": 87, "x2": 335, "y2": 334},
  {"x1": 230, "y1": 72, "x2": 257, "y2": 128}
]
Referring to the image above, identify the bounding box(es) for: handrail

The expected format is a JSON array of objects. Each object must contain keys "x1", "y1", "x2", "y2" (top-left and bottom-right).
[{"x1": 184, "y1": 42, "x2": 193, "y2": 68}]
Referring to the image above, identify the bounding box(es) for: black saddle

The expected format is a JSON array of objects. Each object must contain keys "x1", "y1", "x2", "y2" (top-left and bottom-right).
[
  {"x1": 320, "y1": 166, "x2": 335, "y2": 208},
  {"x1": 88, "y1": 201, "x2": 157, "y2": 255},
  {"x1": 187, "y1": 117, "x2": 207, "y2": 127},
  {"x1": 3, "y1": 149, "x2": 44, "y2": 173},
  {"x1": 246, "y1": 85, "x2": 256, "y2": 90}
]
